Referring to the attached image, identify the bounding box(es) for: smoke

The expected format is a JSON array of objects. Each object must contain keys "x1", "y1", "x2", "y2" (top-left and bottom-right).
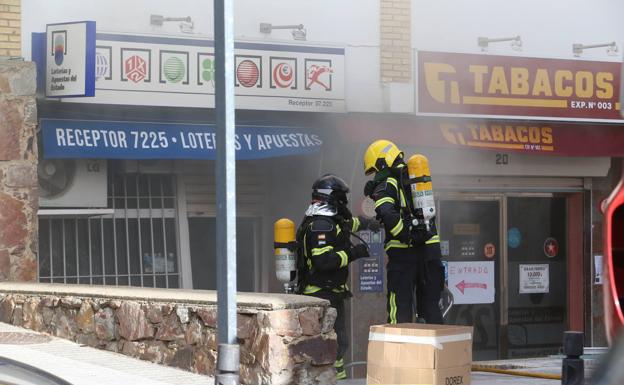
[
  {"x1": 25, "y1": 1, "x2": 623, "y2": 355},
  {"x1": 22, "y1": 0, "x2": 624, "y2": 60},
  {"x1": 413, "y1": 0, "x2": 624, "y2": 60}
]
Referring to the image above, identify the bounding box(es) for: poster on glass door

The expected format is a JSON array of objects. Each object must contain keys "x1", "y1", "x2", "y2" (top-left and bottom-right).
[
  {"x1": 519, "y1": 264, "x2": 550, "y2": 294},
  {"x1": 447, "y1": 261, "x2": 495, "y2": 304}
]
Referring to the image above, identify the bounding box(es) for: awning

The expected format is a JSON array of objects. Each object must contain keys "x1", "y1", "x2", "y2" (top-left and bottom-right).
[
  {"x1": 40, "y1": 118, "x2": 322, "y2": 160},
  {"x1": 339, "y1": 114, "x2": 624, "y2": 157}
]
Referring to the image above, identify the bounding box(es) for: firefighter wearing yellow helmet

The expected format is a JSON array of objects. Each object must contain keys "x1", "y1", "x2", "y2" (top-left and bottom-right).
[{"x1": 363, "y1": 139, "x2": 444, "y2": 324}]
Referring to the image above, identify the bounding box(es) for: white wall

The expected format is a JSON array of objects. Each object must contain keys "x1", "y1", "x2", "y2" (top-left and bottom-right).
[
  {"x1": 22, "y1": 0, "x2": 379, "y2": 57},
  {"x1": 412, "y1": 0, "x2": 624, "y2": 61}
]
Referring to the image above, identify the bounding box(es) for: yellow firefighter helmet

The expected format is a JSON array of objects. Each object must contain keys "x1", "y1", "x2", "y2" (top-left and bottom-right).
[{"x1": 363, "y1": 139, "x2": 403, "y2": 175}]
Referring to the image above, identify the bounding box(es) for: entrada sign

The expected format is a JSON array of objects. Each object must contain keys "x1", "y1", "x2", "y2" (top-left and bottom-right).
[{"x1": 417, "y1": 51, "x2": 622, "y2": 122}]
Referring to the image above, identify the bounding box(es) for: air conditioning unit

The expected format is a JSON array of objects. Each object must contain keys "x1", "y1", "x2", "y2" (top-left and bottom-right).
[
  {"x1": 38, "y1": 159, "x2": 108, "y2": 208},
  {"x1": 121, "y1": 159, "x2": 175, "y2": 174}
]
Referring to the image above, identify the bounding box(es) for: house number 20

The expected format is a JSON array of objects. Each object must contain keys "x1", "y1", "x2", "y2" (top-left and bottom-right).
[{"x1": 495, "y1": 153, "x2": 509, "y2": 165}]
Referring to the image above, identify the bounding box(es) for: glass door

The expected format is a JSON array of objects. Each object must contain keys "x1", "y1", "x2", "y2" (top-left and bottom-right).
[
  {"x1": 440, "y1": 194, "x2": 570, "y2": 359},
  {"x1": 506, "y1": 196, "x2": 567, "y2": 358},
  {"x1": 439, "y1": 197, "x2": 501, "y2": 361}
]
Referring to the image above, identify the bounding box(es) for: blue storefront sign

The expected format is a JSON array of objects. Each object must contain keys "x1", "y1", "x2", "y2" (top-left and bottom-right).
[
  {"x1": 359, "y1": 231, "x2": 385, "y2": 293},
  {"x1": 41, "y1": 119, "x2": 323, "y2": 160}
]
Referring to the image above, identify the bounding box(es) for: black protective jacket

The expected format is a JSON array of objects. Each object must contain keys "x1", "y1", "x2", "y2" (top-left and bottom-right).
[{"x1": 299, "y1": 215, "x2": 369, "y2": 295}]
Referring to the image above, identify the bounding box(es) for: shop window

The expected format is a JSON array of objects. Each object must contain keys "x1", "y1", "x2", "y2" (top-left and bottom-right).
[{"x1": 38, "y1": 174, "x2": 179, "y2": 288}]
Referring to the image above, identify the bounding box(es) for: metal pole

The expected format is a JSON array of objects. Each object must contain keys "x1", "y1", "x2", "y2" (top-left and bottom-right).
[{"x1": 214, "y1": 0, "x2": 239, "y2": 384}]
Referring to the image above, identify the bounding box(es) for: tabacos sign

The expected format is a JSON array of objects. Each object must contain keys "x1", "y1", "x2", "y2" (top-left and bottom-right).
[
  {"x1": 417, "y1": 51, "x2": 622, "y2": 122},
  {"x1": 440, "y1": 122, "x2": 554, "y2": 153}
]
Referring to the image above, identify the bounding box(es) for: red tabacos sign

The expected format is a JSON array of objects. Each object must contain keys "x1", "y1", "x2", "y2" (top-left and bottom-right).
[
  {"x1": 341, "y1": 115, "x2": 624, "y2": 157},
  {"x1": 417, "y1": 51, "x2": 622, "y2": 121}
]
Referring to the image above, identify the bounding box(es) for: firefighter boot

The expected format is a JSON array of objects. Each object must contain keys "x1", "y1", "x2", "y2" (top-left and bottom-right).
[{"x1": 335, "y1": 358, "x2": 347, "y2": 380}]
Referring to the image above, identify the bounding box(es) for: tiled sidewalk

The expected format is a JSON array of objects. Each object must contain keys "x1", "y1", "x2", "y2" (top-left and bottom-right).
[
  {"x1": 0, "y1": 322, "x2": 214, "y2": 385},
  {"x1": 339, "y1": 357, "x2": 567, "y2": 385}
]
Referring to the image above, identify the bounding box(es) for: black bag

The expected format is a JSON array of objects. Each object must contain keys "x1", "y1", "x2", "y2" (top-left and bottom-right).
[{"x1": 294, "y1": 215, "x2": 339, "y2": 294}]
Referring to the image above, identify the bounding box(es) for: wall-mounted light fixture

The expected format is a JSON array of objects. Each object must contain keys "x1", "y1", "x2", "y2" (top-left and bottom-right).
[
  {"x1": 150, "y1": 15, "x2": 194, "y2": 34},
  {"x1": 572, "y1": 42, "x2": 618, "y2": 57},
  {"x1": 259, "y1": 23, "x2": 306, "y2": 41},
  {"x1": 478, "y1": 35, "x2": 522, "y2": 52}
]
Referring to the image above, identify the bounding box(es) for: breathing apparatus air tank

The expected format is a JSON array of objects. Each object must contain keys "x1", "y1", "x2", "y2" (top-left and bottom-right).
[
  {"x1": 407, "y1": 154, "x2": 436, "y2": 230},
  {"x1": 273, "y1": 218, "x2": 297, "y2": 293}
]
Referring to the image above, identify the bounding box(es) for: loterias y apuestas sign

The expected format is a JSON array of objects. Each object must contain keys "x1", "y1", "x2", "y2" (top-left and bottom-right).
[
  {"x1": 40, "y1": 119, "x2": 323, "y2": 160},
  {"x1": 34, "y1": 30, "x2": 345, "y2": 111},
  {"x1": 45, "y1": 21, "x2": 96, "y2": 97},
  {"x1": 418, "y1": 51, "x2": 623, "y2": 122}
]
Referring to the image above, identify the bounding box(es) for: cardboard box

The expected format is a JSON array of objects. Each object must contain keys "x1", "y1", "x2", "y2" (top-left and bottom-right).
[{"x1": 367, "y1": 323, "x2": 473, "y2": 385}]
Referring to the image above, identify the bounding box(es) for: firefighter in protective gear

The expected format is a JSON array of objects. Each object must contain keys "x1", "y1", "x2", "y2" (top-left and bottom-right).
[
  {"x1": 298, "y1": 174, "x2": 380, "y2": 380},
  {"x1": 363, "y1": 140, "x2": 444, "y2": 324}
]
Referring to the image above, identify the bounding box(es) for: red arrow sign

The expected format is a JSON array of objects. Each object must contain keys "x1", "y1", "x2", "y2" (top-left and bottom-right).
[{"x1": 455, "y1": 280, "x2": 487, "y2": 294}]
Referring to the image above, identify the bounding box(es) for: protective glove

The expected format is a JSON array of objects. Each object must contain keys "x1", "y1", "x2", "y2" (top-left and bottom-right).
[
  {"x1": 410, "y1": 223, "x2": 431, "y2": 245},
  {"x1": 348, "y1": 244, "x2": 370, "y2": 262},
  {"x1": 364, "y1": 180, "x2": 377, "y2": 197},
  {"x1": 358, "y1": 215, "x2": 381, "y2": 232}
]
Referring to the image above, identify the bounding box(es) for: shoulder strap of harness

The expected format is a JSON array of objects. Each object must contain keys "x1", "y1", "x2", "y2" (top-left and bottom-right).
[{"x1": 406, "y1": 176, "x2": 431, "y2": 185}]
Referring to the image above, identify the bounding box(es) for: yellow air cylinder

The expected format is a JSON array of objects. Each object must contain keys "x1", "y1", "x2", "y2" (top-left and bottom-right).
[
  {"x1": 407, "y1": 154, "x2": 436, "y2": 228},
  {"x1": 274, "y1": 218, "x2": 297, "y2": 290}
]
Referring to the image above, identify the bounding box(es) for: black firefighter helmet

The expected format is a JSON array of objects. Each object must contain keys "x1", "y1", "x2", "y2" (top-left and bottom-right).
[{"x1": 312, "y1": 174, "x2": 350, "y2": 207}]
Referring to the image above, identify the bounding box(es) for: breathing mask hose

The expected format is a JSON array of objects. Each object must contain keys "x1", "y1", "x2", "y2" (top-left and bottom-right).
[{"x1": 471, "y1": 365, "x2": 561, "y2": 380}]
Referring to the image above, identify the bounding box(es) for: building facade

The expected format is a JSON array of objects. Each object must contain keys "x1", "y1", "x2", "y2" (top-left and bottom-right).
[{"x1": 10, "y1": 0, "x2": 624, "y2": 370}]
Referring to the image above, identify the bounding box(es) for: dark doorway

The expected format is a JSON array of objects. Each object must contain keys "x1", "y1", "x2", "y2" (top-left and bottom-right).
[{"x1": 188, "y1": 217, "x2": 258, "y2": 291}]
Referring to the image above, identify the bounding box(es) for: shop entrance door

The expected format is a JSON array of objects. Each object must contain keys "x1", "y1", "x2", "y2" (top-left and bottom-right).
[
  {"x1": 439, "y1": 194, "x2": 569, "y2": 360},
  {"x1": 506, "y1": 196, "x2": 567, "y2": 358},
  {"x1": 438, "y1": 197, "x2": 501, "y2": 361}
]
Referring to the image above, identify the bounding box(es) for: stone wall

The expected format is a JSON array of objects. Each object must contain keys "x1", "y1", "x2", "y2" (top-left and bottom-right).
[
  {"x1": 0, "y1": 61, "x2": 38, "y2": 282},
  {"x1": 0, "y1": 283, "x2": 337, "y2": 385}
]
